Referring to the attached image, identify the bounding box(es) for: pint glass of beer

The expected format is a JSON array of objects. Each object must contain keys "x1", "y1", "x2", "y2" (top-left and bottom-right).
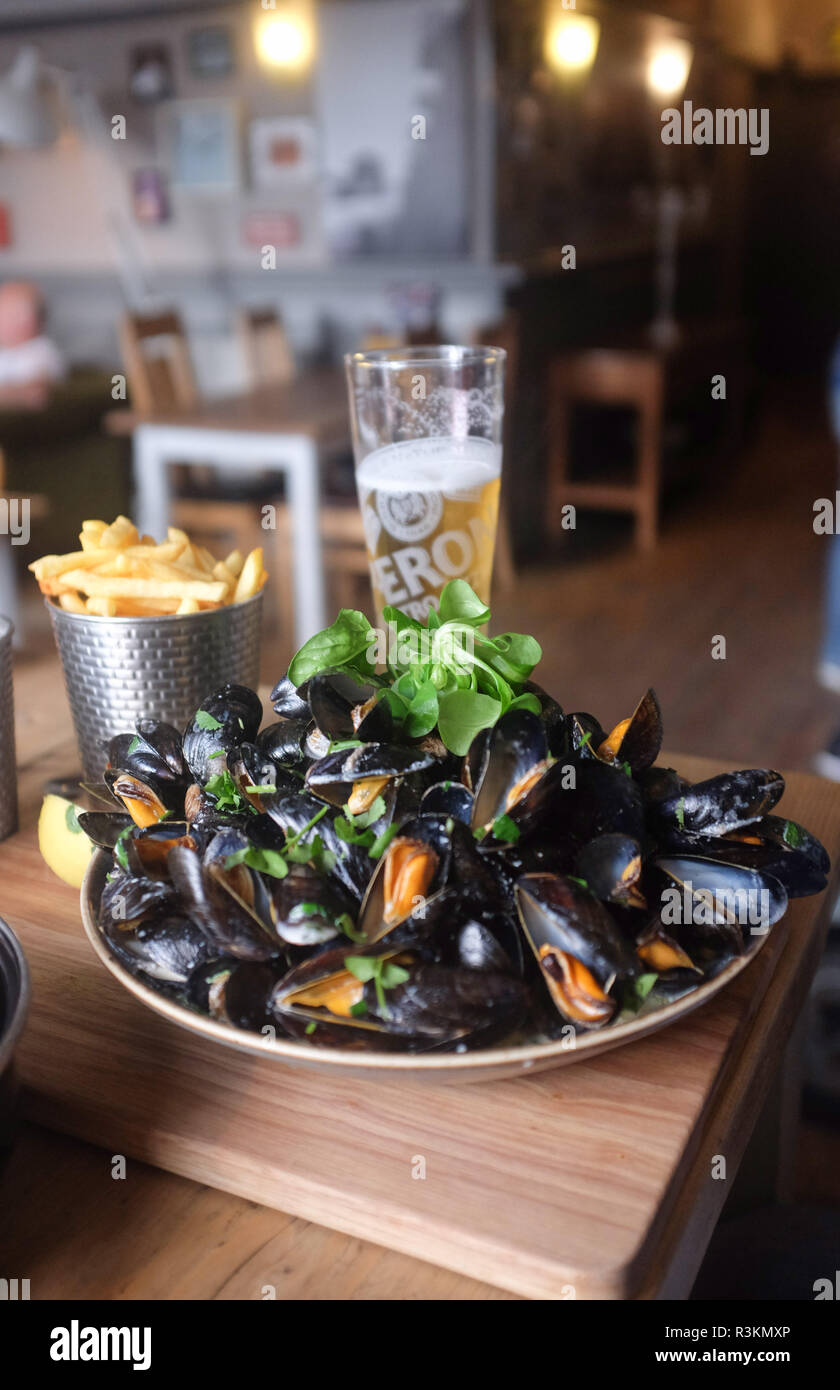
[{"x1": 344, "y1": 345, "x2": 505, "y2": 622}]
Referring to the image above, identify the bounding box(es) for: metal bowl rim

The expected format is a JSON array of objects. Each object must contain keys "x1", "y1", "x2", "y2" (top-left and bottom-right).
[
  {"x1": 0, "y1": 918, "x2": 30, "y2": 1074},
  {"x1": 45, "y1": 590, "x2": 263, "y2": 628}
]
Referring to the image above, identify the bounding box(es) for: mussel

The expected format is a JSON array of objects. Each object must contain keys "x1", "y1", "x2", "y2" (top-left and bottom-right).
[
  {"x1": 183, "y1": 684, "x2": 263, "y2": 784},
  {"x1": 305, "y1": 742, "x2": 437, "y2": 813},
  {"x1": 515, "y1": 873, "x2": 638, "y2": 1028}
]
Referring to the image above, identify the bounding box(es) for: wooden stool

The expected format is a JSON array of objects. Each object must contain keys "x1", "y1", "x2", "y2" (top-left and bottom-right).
[{"x1": 547, "y1": 350, "x2": 664, "y2": 552}]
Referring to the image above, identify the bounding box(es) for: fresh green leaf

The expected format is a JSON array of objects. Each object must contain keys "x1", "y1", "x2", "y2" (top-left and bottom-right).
[
  {"x1": 404, "y1": 678, "x2": 439, "y2": 740},
  {"x1": 379, "y1": 961, "x2": 410, "y2": 989},
  {"x1": 675, "y1": 797, "x2": 686, "y2": 830},
  {"x1": 567, "y1": 875, "x2": 589, "y2": 889},
  {"x1": 65, "y1": 804, "x2": 83, "y2": 834},
  {"x1": 208, "y1": 749, "x2": 227, "y2": 760},
  {"x1": 195, "y1": 709, "x2": 223, "y2": 732},
  {"x1": 127, "y1": 735, "x2": 142, "y2": 755},
  {"x1": 368, "y1": 823, "x2": 399, "y2": 860},
  {"x1": 624, "y1": 972, "x2": 659, "y2": 1015},
  {"x1": 437, "y1": 690, "x2": 502, "y2": 756},
  {"x1": 288, "y1": 608, "x2": 376, "y2": 685},
  {"x1": 783, "y1": 820, "x2": 803, "y2": 848},
  {"x1": 622, "y1": 761, "x2": 632, "y2": 778},
  {"x1": 344, "y1": 955, "x2": 378, "y2": 983},
  {"x1": 339, "y1": 795, "x2": 386, "y2": 831},
  {"x1": 336, "y1": 912, "x2": 365, "y2": 942},
  {"x1": 224, "y1": 845, "x2": 289, "y2": 879},
  {"x1": 113, "y1": 824, "x2": 133, "y2": 871},
  {"x1": 438, "y1": 579, "x2": 491, "y2": 627},
  {"x1": 491, "y1": 813, "x2": 520, "y2": 844},
  {"x1": 349, "y1": 1000, "x2": 369, "y2": 1017},
  {"x1": 305, "y1": 1021, "x2": 317, "y2": 1035}
]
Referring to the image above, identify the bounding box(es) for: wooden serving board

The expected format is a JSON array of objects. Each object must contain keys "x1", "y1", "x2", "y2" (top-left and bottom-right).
[{"x1": 4, "y1": 746, "x2": 839, "y2": 1299}]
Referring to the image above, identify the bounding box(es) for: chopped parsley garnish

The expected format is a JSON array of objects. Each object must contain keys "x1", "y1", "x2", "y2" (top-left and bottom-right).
[
  {"x1": 194, "y1": 709, "x2": 223, "y2": 732},
  {"x1": 344, "y1": 955, "x2": 410, "y2": 1018},
  {"x1": 783, "y1": 820, "x2": 803, "y2": 848},
  {"x1": 492, "y1": 813, "x2": 520, "y2": 844},
  {"x1": 675, "y1": 796, "x2": 686, "y2": 829}
]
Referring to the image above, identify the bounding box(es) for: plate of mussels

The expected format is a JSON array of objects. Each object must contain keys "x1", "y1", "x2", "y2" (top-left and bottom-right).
[{"x1": 78, "y1": 585, "x2": 830, "y2": 1081}]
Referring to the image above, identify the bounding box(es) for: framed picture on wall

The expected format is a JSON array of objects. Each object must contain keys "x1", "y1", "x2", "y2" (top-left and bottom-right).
[
  {"x1": 242, "y1": 211, "x2": 301, "y2": 249},
  {"x1": 187, "y1": 26, "x2": 235, "y2": 79},
  {"x1": 160, "y1": 100, "x2": 241, "y2": 190},
  {"x1": 249, "y1": 118, "x2": 317, "y2": 188}
]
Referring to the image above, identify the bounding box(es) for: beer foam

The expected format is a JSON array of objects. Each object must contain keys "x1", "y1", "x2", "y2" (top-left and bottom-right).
[{"x1": 357, "y1": 436, "x2": 501, "y2": 497}]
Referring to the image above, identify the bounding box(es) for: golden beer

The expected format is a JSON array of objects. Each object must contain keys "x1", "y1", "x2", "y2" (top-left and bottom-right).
[{"x1": 356, "y1": 436, "x2": 501, "y2": 621}]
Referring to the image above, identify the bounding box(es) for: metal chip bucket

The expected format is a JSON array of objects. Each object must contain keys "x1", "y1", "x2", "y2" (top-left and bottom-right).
[
  {"x1": 0, "y1": 617, "x2": 18, "y2": 842},
  {"x1": 47, "y1": 592, "x2": 263, "y2": 780}
]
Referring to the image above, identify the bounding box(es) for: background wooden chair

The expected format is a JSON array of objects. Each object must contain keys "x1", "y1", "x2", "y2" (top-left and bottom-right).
[
  {"x1": 237, "y1": 308, "x2": 296, "y2": 388},
  {"x1": 546, "y1": 349, "x2": 664, "y2": 552},
  {"x1": 118, "y1": 310, "x2": 198, "y2": 416}
]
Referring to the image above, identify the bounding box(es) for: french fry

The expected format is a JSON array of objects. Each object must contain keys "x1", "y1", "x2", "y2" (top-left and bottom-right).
[
  {"x1": 100, "y1": 516, "x2": 139, "y2": 550},
  {"x1": 32, "y1": 516, "x2": 270, "y2": 618},
  {"x1": 58, "y1": 571, "x2": 228, "y2": 602},
  {"x1": 58, "y1": 592, "x2": 87, "y2": 614},
  {"x1": 234, "y1": 547, "x2": 265, "y2": 603},
  {"x1": 85, "y1": 596, "x2": 119, "y2": 617}
]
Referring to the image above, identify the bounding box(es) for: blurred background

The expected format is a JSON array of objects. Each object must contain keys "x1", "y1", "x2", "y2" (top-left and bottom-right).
[{"x1": 1, "y1": 0, "x2": 840, "y2": 1288}]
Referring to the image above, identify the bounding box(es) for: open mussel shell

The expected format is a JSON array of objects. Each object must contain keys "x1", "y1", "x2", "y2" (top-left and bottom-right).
[
  {"x1": 109, "y1": 722, "x2": 188, "y2": 792},
  {"x1": 575, "y1": 833, "x2": 646, "y2": 909},
  {"x1": 515, "y1": 873, "x2": 639, "y2": 1029},
  {"x1": 268, "y1": 863, "x2": 356, "y2": 947},
  {"x1": 305, "y1": 741, "x2": 437, "y2": 811},
  {"x1": 183, "y1": 684, "x2": 263, "y2": 784},
  {"x1": 654, "y1": 768, "x2": 785, "y2": 838},
  {"x1": 187, "y1": 957, "x2": 285, "y2": 1032},
  {"x1": 521, "y1": 681, "x2": 568, "y2": 758},
  {"x1": 470, "y1": 709, "x2": 550, "y2": 831},
  {"x1": 104, "y1": 767, "x2": 174, "y2": 826},
  {"x1": 136, "y1": 719, "x2": 188, "y2": 780},
  {"x1": 357, "y1": 814, "x2": 452, "y2": 944},
  {"x1": 595, "y1": 689, "x2": 663, "y2": 773},
  {"x1": 125, "y1": 821, "x2": 195, "y2": 878},
  {"x1": 104, "y1": 912, "x2": 209, "y2": 987},
  {"x1": 307, "y1": 672, "x2": 393, "y2": 743},
  {"x1": 168, "y1": 843, "x2": 280, "y2": 962},
  {"x1": 568, "y1": 712, "x2": 607, "y2": 759},
  {"x1": 78, "y1": 810, "x2": 133, "y2": 850},
  {"x1": 272, "y1": 945, "x2": 527, "y2": 1049},
  {"x1": 228, "y1": 742, "x2": 304, "y2": 811},
  {"x1": 635, "y1": 920, "x2": 702, "y2": 990},
  {"x1": 655, "y1": 814, "x2": 829, "y2": 899},
  {"x1": 654, "y1": 856, "x2": 788, "y2": 952}
]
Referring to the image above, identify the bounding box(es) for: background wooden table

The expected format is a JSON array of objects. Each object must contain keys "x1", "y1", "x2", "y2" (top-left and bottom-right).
[{"x1": 1, "y1": 658, "x2": 837, "y2": 1299}]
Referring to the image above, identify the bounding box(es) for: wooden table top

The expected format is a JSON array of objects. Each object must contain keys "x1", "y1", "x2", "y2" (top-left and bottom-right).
[
  {"x1": 1, "y1": 657, "x2": 838, "y2": 1300},
  {"x1": 103, "y1": 367, "x2": 349, "y2": 444}
]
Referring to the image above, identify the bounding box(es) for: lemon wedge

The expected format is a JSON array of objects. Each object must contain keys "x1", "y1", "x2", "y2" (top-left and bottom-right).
[{"x1": 38, "y1": 793, "x2": 95, "y2": 889}]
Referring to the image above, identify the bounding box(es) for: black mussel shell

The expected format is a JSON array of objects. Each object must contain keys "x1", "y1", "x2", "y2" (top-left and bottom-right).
[
  {"x1": 515, "y1": 873, "x2": 639, "y2": 986},
  {"x1": 575, "y1": 833, "x2": 645, "y2": 908},
  {"x1": 210, "y1": 959, "x2": 284, "y2": 1032},
  {"x1": 597, "y1": 689, "x2": 663, "y2": 774},
  {"x1": 568, "y1": 712, "x2": 607, "y2": 759},
  {"x1": 307, "y1": 672, "x2": 393, "y2": 743},
  {"x1": 104, "y1": 912, "x2": 209, "y2": 986},
  {"x1": 268, "y1": 863, "x2": 356, "y2": 946},
  {"x1": 637, "y1": 764, "x2": 688, "y2": 807},
  {"x1": 368, "y1": 962, "x2": 528, "y2": 1044},
  {"x1": 104, "y1": 767, "x2": 173, "y2": 823},
  {"x1": 419, "y1": 780, "x2": 474, "y2": 824},
  {"x1": 107, "y1": 728, "x2": 187, "y2": 795},
  {"x1": 454, "y1": 916, "x2": 523, "y2": 976},
  {"x1": 78, "y1": 810, "x2": 132, "y2": 850},
  {"x1": 168, "y1": 844, "x2": 279, "y2": 962},
  {"x1": 136, "y1": 719, "x2": 188, "y2": 779},
  {"x1": 470, "y1": 709, "x2": 548, "y2": 831},
  {"x1": 183, "y1": 684, "x2": 263, "y2": 784},
  {"x1": 551, "y1": 759, "x2": 646, "y2": 844},
  {"x1": 256, "y1": 719, "x2": 310, "y2": 767},
  {"x1": 125, "y1": 821, "x2": 195, "y2": 878},
  {"x1": 654, "y1": 856, "x2": 788, "y2": 951},
  {"x1": 654, "y1": 768, "x2": 784, "y2": 838},
  {"x1": 652, "y1": 815, "x2": 829, "y2": 899},
  {"x1": 523, "y1": 681, "x2": 569, "y2": 758},
  {"x1": 270, "y1": 674, "x2": 312, "y2": 720},
  {"x1": 305, "y1": 742, "x2": 438, "y2": 808},
  {"x1": 99, "y1": 870, "x2": 177, "y2": 928},
  {"x1": 357, "y1": 813, "x2": 453, "y2": 943}
]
